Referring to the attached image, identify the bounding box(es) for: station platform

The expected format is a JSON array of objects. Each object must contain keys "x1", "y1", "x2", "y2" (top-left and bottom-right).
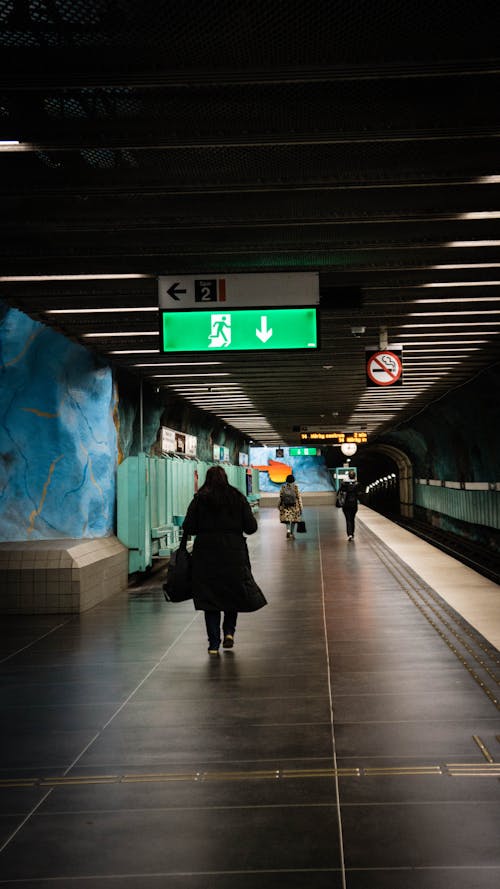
[{"x1": 1, "y1": 505, "x2": 499, "y2": 888}]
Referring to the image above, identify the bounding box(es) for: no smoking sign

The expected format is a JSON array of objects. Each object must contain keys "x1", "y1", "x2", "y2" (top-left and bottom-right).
[{"x1": 366, "y1": 348, "x2": 403, "y2": 387}]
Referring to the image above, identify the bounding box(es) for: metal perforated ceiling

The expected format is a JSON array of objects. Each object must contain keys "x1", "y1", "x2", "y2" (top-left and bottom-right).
[{"x1": 1, "y1": 0, "x2": 499, "y2": 444}]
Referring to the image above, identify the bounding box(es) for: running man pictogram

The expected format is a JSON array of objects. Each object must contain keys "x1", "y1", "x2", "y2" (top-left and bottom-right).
[{"x1": 208, "y1": 313, "x2": 231, "y2": 348}]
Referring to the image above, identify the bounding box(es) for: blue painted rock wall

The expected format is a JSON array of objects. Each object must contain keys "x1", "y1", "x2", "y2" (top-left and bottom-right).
[
  {"x1": 0, "y1": 304, "x2": 117, "y2": 541},
  {"x1": 250, "y1": 446, "x2": 334, "y2": 492}
]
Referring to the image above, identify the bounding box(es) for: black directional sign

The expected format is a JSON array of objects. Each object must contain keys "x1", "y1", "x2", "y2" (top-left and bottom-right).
[{"x1": 166, "y1": 282, "x2": 187, "y2": 301}]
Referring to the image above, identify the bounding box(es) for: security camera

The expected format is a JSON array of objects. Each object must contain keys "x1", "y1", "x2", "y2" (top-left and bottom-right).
[{"x1": 351, "y1": 326, "x2": 366, "y2": 337}]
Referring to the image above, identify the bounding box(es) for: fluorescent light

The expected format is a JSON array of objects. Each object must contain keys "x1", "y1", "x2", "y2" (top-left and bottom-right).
[
  {"x1": 399, "y1": 333, "x2": 493, "y2": 339},
  {"x1": 0, "y1": 140, "x2": 20, "y2": 145},
  {"x1": 430, "y1": 263, "x2": 500, "y2": 269},
  {"x1": 150, "y1": 373, "x2": 230, "y2": 378},
  {"x1": 417, "y1": 282, "x2": 500, "y2": 288},
  {"x1": 476, "y1": 175, "x2": 500, "y2": 184},
  {"x1": 0, "y1": 273, "x2": 153, "y2": 282},
  {"x1": 405, "y1": 346, "x2": 479, "y2": 361},
  {"x1": 401, "y1": 322, "x2": 500, "y2": 327},
  {"x1": 446, "y1": 241, "x2": 500, "y2": 247},
  {"x1": 351, "y1": 411, "x2": 397, "y2": 417},
  {"x1": 82, "y1": 331, "x2": 158, "y2": 337},
  {"x1": 109, "y1": 349, "x2": 159, "y2": 354},
  {"x1": 47, "y1": 307, "x2": 158, "y2": 314},
  {"x1": 408, "y1": 311, "x2": 500, "y2": 317},
  {"x1": 172, "y1": 393, "x2": 243, "y2": 397},
  {"x1": 459, "y1": 211, "x2": 500, "y2": 219},
  {"x1": 190, "y1": 395, "x2": 253, "y2": 404},
  {"x1": 133, "y1": 362, "x2": 222, "y2": 367},
  {"x1": 177, "y1": 398, "x2": 246, "y2": 401},
  {"x1": 414, "y1": 296, "x2": 500, "y2": 303}
]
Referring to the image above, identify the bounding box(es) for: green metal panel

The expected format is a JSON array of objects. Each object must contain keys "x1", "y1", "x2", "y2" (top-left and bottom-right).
[
  {"x1": 149, "y1": 456, "x2": 159, "y2": 530},
  {"x1": 157, "y1": 458, "x2": 167, "y2": 526},
  {"x1": 166, "y1": 458, "x2": 175, "y2": 525},
  {"x1": 117, "y1": 454, "x2": 261, "y2": 574},
  {"x1": 414, "y1": 485, "x2": 500, "y2": 530},
  {"x1": 117, "y1": 453, "x2": 151, "y2": 573},
  {"x1": 197, "y1": 462, "x2": 209, "y2": 487},
  {"x1": 250, "y1": 467, "x2": 260, "y2": 504},
  {"x1": 252, "y1": 467, "x2": 260, "y2": 495}
]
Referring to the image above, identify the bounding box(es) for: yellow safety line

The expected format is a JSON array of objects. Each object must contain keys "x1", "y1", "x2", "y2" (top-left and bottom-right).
[
  {"x1": 5, "y1": 762, "x2": 500, "y2": 788},
  {"x1": 472, "y1": 735, "x2": 495, "y2": 763},
  {"x1": 364, "y1": 766, "x2": 442, "y2": 775},
  {"x1": 447, "y1": 764, "x2": 500, "y2": 776}
]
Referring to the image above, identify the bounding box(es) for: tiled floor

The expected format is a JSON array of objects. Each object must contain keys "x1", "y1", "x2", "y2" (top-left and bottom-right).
[{"x1": 0, "y1": 506, "x2": 499, "y2": 888}]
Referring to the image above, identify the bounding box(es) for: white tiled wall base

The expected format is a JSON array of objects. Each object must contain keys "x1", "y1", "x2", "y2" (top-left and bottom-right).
[{"x1": 0, "y1": 537, "x2": 129, "y2": 614}]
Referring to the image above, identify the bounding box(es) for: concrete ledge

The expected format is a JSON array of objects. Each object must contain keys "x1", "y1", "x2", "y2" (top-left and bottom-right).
[{"x1": 0, "y1": 536, "x2": 128, "y2": 614}]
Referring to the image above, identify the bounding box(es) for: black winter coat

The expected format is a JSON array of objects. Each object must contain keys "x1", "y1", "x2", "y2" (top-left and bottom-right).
[
  {"x1": 339, "y1": 480, "x2": 359, "y2": 511},
  {"x1": 182, "y1": 488, "x2": 265, "y2": 613}
]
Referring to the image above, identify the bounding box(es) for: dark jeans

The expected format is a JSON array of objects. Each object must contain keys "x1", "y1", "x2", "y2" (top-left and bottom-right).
[
  {"x1": 204, "y1": 610, "x2": 238, "y2": 650},
  {"x1": 343, "y1": 506, "x2": 357, "y2": 537}
]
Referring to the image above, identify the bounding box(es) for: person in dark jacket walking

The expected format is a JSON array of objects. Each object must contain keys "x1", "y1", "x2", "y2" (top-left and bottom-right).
[
  {"x1": 339, "y1": 470, "x2": 360, "y2": 541},
  {"x1": 182, "y1": 465, "x2": 265, "y2": 655}
]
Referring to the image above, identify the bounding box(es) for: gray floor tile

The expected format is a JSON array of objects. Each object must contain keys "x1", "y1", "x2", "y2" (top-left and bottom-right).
[
  {"x1": 0, "y1": 506, "x2": 498, "y2": 887},
  {"x1": 334, "y1": 719, "x2": 500, "y2": 759},
  {"x1": 341, "y1": 801, "x2": 500, "y2": 868},
  {"x1": 0, "y1": 806, "x2": 342, "y2": 880},
  {"x1": 76, "y1": 722, "x2": 335, "y2": 768},
  {"x1": 345, "y1": 869, "x2": 500, "y2": 889}
]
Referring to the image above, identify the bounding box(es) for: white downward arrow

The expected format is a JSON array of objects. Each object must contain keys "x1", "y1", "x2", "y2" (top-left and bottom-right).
[{"x1": 256, "y1": 315, "x2": 273, "y2": 342}]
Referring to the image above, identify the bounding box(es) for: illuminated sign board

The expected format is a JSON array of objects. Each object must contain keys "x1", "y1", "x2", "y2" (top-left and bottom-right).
[
  {"x1": 289, "y1": 447, "x2": 319, "y2": 456},
  {"x1": 160, "y1": 308, "x2": 318, "y2": 353},
  {"x1": 213, "y1": 445, "x2": 230, "y2": 462},
  {"x1": 334, "y1": 467, "x2": 357, "y2": 484},
  {"x1": 300, "y1": 431, "x2": 368, "y2": 443},
  {"x1": 158, "y1": 272, "x2": 319, "y2": 309},
  {"x1": 160, "y1": 426, "x2": 197, "y2": 456}
]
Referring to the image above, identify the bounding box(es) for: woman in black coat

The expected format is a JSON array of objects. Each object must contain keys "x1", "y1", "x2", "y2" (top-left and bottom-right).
[
  {"x1": 339, "y1": 469, "x2": 360, "y2": 541},
  {"x1": 182, "y1": 465, "x2": 265, "y2": 655}
]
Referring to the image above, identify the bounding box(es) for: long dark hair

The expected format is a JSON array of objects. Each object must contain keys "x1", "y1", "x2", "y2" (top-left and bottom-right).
[{"x1": 198, "y1": 465, "x2": 241, "y2": 508}]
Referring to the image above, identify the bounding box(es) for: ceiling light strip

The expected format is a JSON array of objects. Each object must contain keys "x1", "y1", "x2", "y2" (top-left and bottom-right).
[
  {"x1": 47, "y1": 307, "x2": 158, "y2": 314},
  {"x1": 151, "y1": 373, "x2": 230, "y2": 378},
  {"x1": 0, "y1": 274, "x2": 153, "y2": 282},
  {"x1": 82, "y1": 332, "x2": 158, "y2": 337}
]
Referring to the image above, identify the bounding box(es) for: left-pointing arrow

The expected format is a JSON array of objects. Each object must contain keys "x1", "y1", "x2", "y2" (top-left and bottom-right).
[
  {"x1": 256, "y1": 316, "x2": 273, "y2": 343},
  {"x1": 167, "y1": 282, "x2": 187, "y2": 301}
]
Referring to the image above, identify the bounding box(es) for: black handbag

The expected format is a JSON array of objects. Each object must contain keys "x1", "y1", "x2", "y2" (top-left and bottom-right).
[
  {"x1": 296, "y1": 520, "x2": 306, "y2": 533},
  {"x1": 236, "y1": 566, "x2": 267, "y2": 612},
  {"x1": 336, "y1": 490, "x2": 346, "y2": 508},
  {"x1": 163, "y1": 535, "x2": 193, "y2": 602}
]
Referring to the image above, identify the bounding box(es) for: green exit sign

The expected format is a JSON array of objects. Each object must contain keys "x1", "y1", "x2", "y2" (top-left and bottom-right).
[
  {"x1": 160, "y1": 307, "x2": 318, "y2": 353},
  {"x1": 289, "y1": 447, "x2": 319, "y2": 456}
]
